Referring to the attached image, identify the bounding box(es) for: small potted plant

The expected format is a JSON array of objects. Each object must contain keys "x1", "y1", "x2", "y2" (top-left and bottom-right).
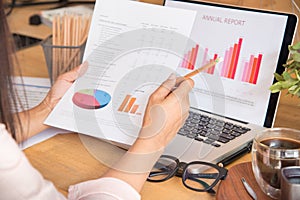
[{"x1": 270, "y1": 42, "x2": 300, "y2": 97}]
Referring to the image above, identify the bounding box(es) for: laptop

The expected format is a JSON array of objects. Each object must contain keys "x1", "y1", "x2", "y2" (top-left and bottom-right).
[{"x1": 162, "y1": 0, "x2": 298, "y2": 165}]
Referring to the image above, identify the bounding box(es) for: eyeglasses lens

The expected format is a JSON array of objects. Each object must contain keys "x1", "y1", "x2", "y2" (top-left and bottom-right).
[
  {"x1": 183, "y1": 164, "x2": 219, "y2": 190},
  {"x1": 148, "y1": 157, "x2": 177, "y2": 181}
]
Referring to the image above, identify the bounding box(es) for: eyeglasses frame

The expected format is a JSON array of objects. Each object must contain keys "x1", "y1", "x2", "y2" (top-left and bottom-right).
[{"x1": 147, "y1": 155, "x2": 228, "y2": 193}]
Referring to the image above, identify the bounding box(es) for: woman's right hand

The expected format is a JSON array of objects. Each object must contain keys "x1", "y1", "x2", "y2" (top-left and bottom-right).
[
  {"x1": 131, "y1": 73, "x2": 194, "y2": 153},
  {"x1": 102, "y1": 74, "x2": 194, "y2": 193}
]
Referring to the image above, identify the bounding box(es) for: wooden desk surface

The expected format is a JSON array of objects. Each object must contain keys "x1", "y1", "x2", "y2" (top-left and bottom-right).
[{"x1": 7, "y1": 0, "x2": 300, "y2": 199}]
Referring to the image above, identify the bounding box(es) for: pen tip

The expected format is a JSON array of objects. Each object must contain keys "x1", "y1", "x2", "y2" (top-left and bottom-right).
[{"x1": 215, "y1": 57, "x2": 223, "y2": 63}]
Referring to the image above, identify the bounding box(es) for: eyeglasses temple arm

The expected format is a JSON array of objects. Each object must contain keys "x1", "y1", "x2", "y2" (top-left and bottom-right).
[{"x1": 148, "y1": 170, "x2": 170, "y2": 177}]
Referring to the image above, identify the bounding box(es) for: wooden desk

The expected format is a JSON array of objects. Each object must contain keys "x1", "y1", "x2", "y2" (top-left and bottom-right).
[{"x1": 7, "y1": 0, "x2": 300, "y2": 199}]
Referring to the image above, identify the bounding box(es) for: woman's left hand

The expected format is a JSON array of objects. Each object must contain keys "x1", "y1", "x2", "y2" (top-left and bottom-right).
[
  {"x1": 15, "y1": 62, "x2": 88, "y2": 141},
  {"x1": 42, "y1": 61, "x2": 88, "y2": 110}
]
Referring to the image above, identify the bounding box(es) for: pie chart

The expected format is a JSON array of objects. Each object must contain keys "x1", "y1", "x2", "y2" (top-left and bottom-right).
[{"x1": 72, "y1": 89, "x2": 111, "y2": 109}]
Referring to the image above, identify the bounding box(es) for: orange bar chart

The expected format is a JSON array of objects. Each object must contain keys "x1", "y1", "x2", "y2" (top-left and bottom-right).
[
  {"x1": 130, "y1": 105, "x2": 139, "y2": 114},
  {"x1": 118, "y1": 95, "x2": 131, "y2": 112},
  {"x1": 124, "y1": 97, "x2": 136, "y2": 112},
  {"x1": 118, "y1": 94, "x2": 140, "y2": 114}
]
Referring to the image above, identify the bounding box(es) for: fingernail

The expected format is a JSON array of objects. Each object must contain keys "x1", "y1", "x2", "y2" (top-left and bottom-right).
[{"x1": 168, "y1": 73, "x2": 176, "y2": 80}]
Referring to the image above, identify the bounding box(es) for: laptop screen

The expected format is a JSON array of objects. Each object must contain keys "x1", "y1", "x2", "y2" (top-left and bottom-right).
[{"x1": 164, "y1": 0, "x2": 297, "y2": 128}]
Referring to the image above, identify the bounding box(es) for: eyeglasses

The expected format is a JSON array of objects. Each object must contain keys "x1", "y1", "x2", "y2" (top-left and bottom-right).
[{"x1": 147, "y1": 155, "x2": 228, "y2": 194}]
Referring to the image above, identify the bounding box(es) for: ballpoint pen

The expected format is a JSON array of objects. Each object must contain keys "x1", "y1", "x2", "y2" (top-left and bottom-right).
[
  {"x1": 241, "y1": 177, "x2": 257, "y2": 200},
  {"x1": 184, "y1": 57, "x2": 222, "y2": 78}
]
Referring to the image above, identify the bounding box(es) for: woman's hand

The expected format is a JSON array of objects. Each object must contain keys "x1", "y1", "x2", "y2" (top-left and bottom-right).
[
  {"x1": 103, "y1": 74, "x2": 194, "y2": 192},
  {"x1": 42, "y1": 61, "x2": 88, "y2": 110},
  {"x1": 131, "y1": 73, "x2": 194, "y2": 153},
  {"x1": 16, "y1": 62, "x2": 88, "y2": 141}
]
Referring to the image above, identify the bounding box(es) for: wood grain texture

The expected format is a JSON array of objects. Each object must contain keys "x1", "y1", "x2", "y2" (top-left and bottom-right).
[
  {"x1": 24, "y1": 133, "x2": 109, "y2": 191},
  {"x1": 15, "y1": 45, "x2": 49, "y2": 78},
  {"x1": 274, "y1": 93, "x2": 300, "y2": 130},
  {"x1": 7, "y1": 5, "x2": 52, "y2": 40},
  {"x1": 216, "y1": 162, "x2": 273, "y2": 200},
  {"x1": 24, "y1": 133, "x2": 215, "y2": 199}
]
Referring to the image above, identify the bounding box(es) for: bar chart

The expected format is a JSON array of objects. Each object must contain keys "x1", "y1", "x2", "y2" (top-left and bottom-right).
[
  {"x1": 219, "y1": 38, "x2": 243, "y2": 79},
  {"x1": 204, "y1": 53, "x2": 218, "y2": 75},
  {"x1": 178, "y1": 37, "x2": 263, "y2": 84},
  {"x1": 118, "y1": 94, "x2": 141, "y2": 115},
  {"x1": 241, "y1": 54, "x2": 263, "y2": 84},
  {"x1": 179, "y1": 44, "x2": 199, "y2": 70}
]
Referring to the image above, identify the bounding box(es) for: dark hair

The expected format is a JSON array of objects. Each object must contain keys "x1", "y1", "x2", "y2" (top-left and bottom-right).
[{"x1": 0, "y1": 0, "x2": 22, "y2": 141}]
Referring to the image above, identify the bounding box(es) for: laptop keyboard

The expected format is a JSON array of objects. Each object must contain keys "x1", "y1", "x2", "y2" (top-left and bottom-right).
[{"x1": 178, "y1": 111, "x2": 251, "y2": 147}]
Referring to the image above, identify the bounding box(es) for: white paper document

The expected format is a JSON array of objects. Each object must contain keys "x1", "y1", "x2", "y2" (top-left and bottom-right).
[
  {"x1": 14, "y1": 76, "x2": 51, "y2": 111},
  {"x1": 45, "y1": 0, "x2": 196, "y2": 145}
]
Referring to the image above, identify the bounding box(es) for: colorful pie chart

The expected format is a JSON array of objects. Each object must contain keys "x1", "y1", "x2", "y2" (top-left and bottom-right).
[{"x1": 72, "y1": 89, "x2": 111, "y2": 109}]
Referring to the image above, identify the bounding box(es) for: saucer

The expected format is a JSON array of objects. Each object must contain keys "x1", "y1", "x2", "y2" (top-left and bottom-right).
[{"x1": 216, "y1": 162, "x2": 273, "y2": 200}]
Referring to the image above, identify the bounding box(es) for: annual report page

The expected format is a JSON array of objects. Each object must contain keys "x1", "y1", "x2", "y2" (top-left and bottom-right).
[{"x1": 165, "y1": 0, "x2": 288, "y2": 126}]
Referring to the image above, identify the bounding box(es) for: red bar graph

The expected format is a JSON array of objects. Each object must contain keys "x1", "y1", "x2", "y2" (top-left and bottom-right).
[
  {"x1": 118, "y1": 95, "x2": 140, "y2": 114},
  {"x1": 241, "y1": 54, "x2": 263, "y2": 84},
  {"x1": 252, "y1": 54, "x2": 262, "y2": 84},
  {"x1": 205, "y1": 54, "x2": 218, "y2": 74},
  {"x1": 221, "y1": 38, "x2": 243, "y2": 79},
  {"x1": 201, "y1": 38, "x2": 242, "y2": 78},
  {"x1": 190, "y1": 45, "x2": 198, "y2": 69},
  {"x1": 249, "y1": 57, "x2": 258, "y2": 83},
  {"x1": 178, "y1": 37, "x2": 264, "y2": 85},
  {"x1": 180, "y1": 44, "x2": 199, "y2": 70}
]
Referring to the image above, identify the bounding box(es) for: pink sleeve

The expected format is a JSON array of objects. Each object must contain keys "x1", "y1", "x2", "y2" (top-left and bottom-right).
[
  {"x1": 0, "y1": 124, "x2": 66, "y2": 200},
  {"x1": 0, "y1": 124, "x2": 141, "y2": 200},
  {"x1": 68, "y1": 177, "x2": 141, "y2": 200}
]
